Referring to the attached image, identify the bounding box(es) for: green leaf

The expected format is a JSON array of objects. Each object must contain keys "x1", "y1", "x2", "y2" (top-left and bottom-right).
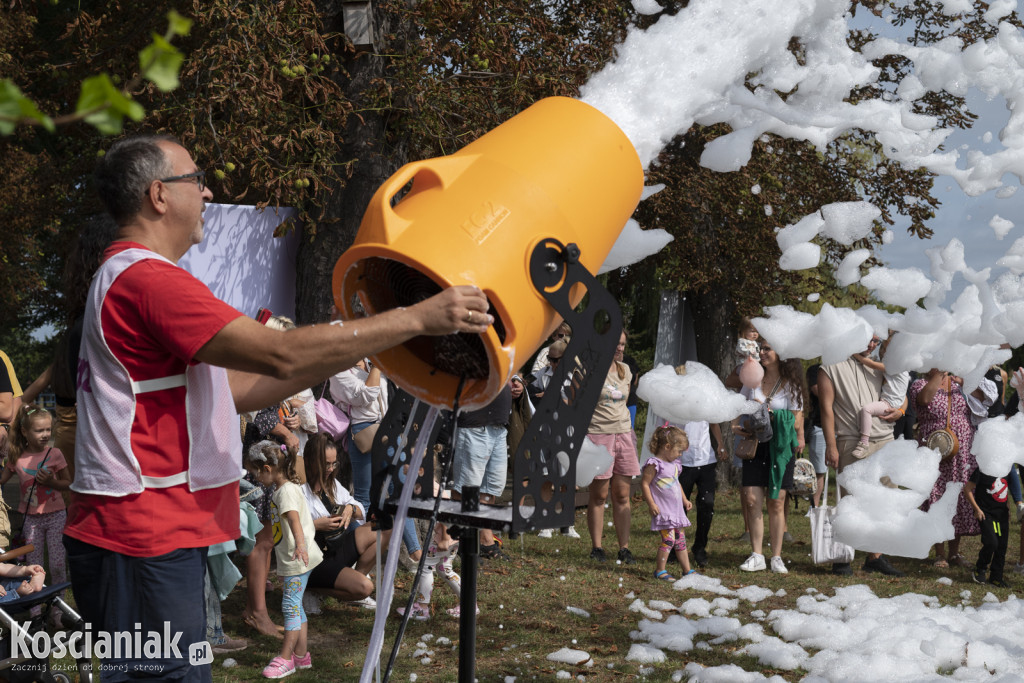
[
  {"x1": 76, "y1": 74, "x2": 144, "y2": 135},
  {"x1": 139, "y1": 34, "x2": 184, "y2": 92},
  {"x1": 166, "y1": 10, "x2": 193, "y2": 37},
  {"x1": 0, "y1": 80, "x2": 55, "y2": 134}
]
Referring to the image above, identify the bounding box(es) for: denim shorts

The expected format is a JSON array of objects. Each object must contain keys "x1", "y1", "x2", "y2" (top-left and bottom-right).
[
  {"x1": 452, "y1": 425, "x2": 508, "y2": 497},
  {"x1": 0, "y1": 577, "x2": 23, "y2": 603},
  {"x1": 807, "y1": 425, "x2": 826, "y2": 474}
]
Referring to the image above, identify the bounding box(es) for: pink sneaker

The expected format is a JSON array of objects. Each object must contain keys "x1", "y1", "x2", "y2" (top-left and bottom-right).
[
  {"x1": 446, "y1": 604, "x2": 480, "y2": 618},
  {"x1": 396, "y1": 601, "x2": 431, "y2": 621},
  {"x1": 292, "y1": 651, "x2": 312, "y2": 670},
  {"x1": 262, "y1": 656, "x2": 295, "y2": 679}
]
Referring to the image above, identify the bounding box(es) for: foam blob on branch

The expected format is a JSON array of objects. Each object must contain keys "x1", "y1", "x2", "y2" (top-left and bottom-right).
[
  {"x1": 835, "y1": 249, "x2": 870, "y2": 287},
  {"x1": 779, "y1": 242, "x2": 821, "y2": 271},
  {"x1": 819, "y1": 202, "x2": 881, "y2": 245}
]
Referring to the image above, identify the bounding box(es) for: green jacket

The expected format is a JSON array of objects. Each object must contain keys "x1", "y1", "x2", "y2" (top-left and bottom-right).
[{"x1": 768, "y1": 409, "x2": 798, "y2": 500}]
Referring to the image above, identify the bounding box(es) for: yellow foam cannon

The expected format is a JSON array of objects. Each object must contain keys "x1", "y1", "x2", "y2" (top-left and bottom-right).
[{"x1": 333, "y1": 96, "x2": 643, "y2": 410}]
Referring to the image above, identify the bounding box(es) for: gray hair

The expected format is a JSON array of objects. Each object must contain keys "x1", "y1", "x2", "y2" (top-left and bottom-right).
[{"x1": 94, "y1": 135, "x2": 178, "y2": 226}]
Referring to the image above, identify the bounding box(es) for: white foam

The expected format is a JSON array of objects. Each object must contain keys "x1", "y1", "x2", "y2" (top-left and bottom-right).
[
  {"x1": 630, "y1": 0, "x2": 663, "y2": 14},
  {"x1": 819, "y1": 202, "x2": 881, "y2": 245},
  {"x1": 738, "y1": 636, "x2": 809, "y2": 670},
  {"x1": 599, "y1": 218, "x2": 674, "y2": 275},
  {"x1": 547, "y1": 648, "x2": 591, "y2": 665},
  {"x1": 637, "y1": 362, "x2": 760, "y2": 424},
  {"x1": 990, "y1": 214, "x2": 1015, "y2": 240},
  {"x1": 625, "y1": 643, "x2": 667, "y2": 664},
  {"x1": 972, "y1": 413, "x2": 1024, "y2": 477},
  {"x1": 835, "y1": 249, "x2": 871, "y2": 286},
  {"x1": 753, "y1": 304, "x2": 873, "y2": 364},
  {"x1": 636, "y1": 582, "x2": 1024, "y2": 681},
  {"x1": 575, "y1": 439, "x2": 612, "y2": 487},
  {"x1": 833, "y1": 440, "x2": 959, "y2": 558}
]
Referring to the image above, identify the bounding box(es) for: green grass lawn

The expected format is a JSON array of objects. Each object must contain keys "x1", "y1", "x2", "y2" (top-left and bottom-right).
[{"x1": 200, "y1": 475, "x2": 1022, "y2": 682}]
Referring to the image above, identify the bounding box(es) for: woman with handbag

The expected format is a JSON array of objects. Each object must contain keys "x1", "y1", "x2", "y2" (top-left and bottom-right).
[
  {"x1": 301, "y1": 433, "x2": 390, "y2": 608},
  {"x1": 911, "y1": 369, "x2": 981, "y2": 568},
  {"x1": 329, "y1": 361, "x2": 423, "y2": 566},
  {"x1": 732, "y1": 344, "x2": 806, "y2": 573}
]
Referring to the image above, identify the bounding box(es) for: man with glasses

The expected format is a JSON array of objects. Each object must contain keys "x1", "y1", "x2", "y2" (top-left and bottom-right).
[
  {"x1": 818, "y1": 335, "x2": 905, "y2": 578},
  {"x1": 528, "y1": 339, "x2": 567, "y2": 403},
  {"x1": 64, "y1": 135, "x2": 493, "y2": 682}
]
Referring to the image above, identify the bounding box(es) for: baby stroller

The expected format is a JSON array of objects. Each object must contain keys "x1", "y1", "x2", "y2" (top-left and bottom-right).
[{"x1": 0, "y1": 545, "x2": 92, "y2": 683}]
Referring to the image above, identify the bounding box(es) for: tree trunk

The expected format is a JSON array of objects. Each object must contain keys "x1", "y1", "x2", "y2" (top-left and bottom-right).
[
  {"x1": 683, "y1": 212, "x2": 741, "y2": 489},
  {"x1": 295, "y1": 1, "x2": 412, "y2": 326}
]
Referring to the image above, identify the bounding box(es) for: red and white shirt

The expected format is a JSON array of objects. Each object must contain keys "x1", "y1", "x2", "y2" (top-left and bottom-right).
[{"x1": 64, "y1": 242, "x2": 245, "y2": 557}]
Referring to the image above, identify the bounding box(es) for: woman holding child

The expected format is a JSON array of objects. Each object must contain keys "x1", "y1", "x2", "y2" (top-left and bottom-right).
[{"x1": 733, "y1": 343, "x2": 806, "y2": 574}]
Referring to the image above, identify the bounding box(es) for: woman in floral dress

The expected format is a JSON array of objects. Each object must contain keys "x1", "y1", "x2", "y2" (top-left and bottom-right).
[{"x1": 910, "y1": 369, "x2": 980, "y2": 568}]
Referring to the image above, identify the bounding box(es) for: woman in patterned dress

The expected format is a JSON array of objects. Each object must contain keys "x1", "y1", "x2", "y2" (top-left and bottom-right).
[{"x1": 910, "y1": 369, "x2": 980, "y2": 568}]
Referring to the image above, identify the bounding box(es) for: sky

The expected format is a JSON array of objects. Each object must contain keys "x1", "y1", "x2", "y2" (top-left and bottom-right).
[
  {"x1": 876, "y1": 87, "x2": 1024, "y2": 299},
  {"x1": 852, "y1": 10, "x2": 1024, "y2": 302}
]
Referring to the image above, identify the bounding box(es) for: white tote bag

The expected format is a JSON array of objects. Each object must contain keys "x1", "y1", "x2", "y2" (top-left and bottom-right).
[{"x1": 808, "y1": 470, "x2": 855, "y2": 565}]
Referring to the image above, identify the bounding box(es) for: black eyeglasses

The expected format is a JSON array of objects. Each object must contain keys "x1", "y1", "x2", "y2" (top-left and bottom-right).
[
  {"x1": 145, "y1": 171, "x2": 206, "y2": 195},
  {"x1": 549, "y1": 355, "x2": 562, "y2": 364},
  {"x1": 325, "y1": 460, "x2": 338, "y2": 470},
  {"x1": 760, "y1": 346, "x2": 773, "y2": 352}
]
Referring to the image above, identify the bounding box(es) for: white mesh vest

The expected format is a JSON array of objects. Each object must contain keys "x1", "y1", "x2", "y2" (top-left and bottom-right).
[{"x1": 74, "y1": 248, "x2": 243, "y2": 496}]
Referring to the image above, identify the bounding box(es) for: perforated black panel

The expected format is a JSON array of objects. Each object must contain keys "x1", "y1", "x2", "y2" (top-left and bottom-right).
[{"x1": 510, "y1": 239, "x2": 622, "y2": 532}]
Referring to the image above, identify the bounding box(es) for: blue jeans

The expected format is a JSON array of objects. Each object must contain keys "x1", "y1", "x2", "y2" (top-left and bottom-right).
[
  {"x1": 350, "y1": 422, "x2": 421, "y2": 555},
  {"x1": 348, "y1": 422, "x2": 376, "y2": 512},
  {"x1": 64, "y1": 536, "x2": 211, "y2": 683}
]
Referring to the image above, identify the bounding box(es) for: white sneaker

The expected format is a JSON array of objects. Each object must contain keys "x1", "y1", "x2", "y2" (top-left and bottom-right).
[
  {"x1": 1013, "y1": 562, "x2": 1024, "y2": 575},
  {"x1": 1017, "y1": 501, "x2": 1024, "y2": 523},
  {"x1": 302, "y1": 591, "x2": 322, "y2": 615},
  {"x1": 537, "y1": 529, "x2": 553, "y2": 539},
  {"x1": 562, "y1": 526, "x2": 581, "y2": 539},
  {"x1": 739, "y1": 553, "x2": 766, "y2": 572},
  {"x1": 770, "y1": 556, "x2": 788, "y2": 574},
  {"x1": 350, "y1": 596, "x2": 377, "y2": 610}
]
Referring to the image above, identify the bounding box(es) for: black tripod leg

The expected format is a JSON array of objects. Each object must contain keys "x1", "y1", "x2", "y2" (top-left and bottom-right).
[{"x1": 457, "y1": 526, "x2": 479, "y2": 683}]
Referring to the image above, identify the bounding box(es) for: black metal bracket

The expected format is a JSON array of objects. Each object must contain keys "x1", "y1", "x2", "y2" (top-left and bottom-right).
[{"x1": 509, "y1": 238, "x2": 622, "y2": 531}]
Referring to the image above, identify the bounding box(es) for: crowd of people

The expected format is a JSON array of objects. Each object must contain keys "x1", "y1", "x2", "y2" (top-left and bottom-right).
[{"x1": 1, "y1": 133, "x2": 1023, "y2": 680}]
